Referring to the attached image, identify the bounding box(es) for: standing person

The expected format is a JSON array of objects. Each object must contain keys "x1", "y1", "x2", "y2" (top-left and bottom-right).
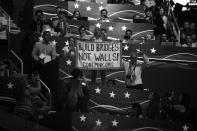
[
  {"x1": 33, "y1": 10, "x2": 46, "y2": 36},
  {"x1": 32, "y1": 31, "x2": 57, "y2": 64},
  {"x1": 67, "y1": 68, "x2": 89, "y2": 112},
  {"x1": 71, "y1": 10, "x2": 81, "y2": 20},
  {"x1": 57, "y1": 11, "x2": 69, "y2": 36},
  {"x1": 122, "y1": 50, "x2": 149, "y2": 89},
  {"x1": 98, "y1": 9, "x2": 111, "y2": 22},
  {"x1": 77, "y1": 25, "x2": 93, "y2": 40},
  {"x1": 91, "y1": 28, "x2": 106, "y2": 85}
]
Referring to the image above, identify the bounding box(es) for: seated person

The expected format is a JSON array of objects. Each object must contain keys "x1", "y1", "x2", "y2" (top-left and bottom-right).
[
  {"x1": 160, "y1": 33, "x2": 168, "y2": 42},
  {"x1": 123, "y1": 29, "x2": 133, "y2": 41},
  {"x1": 182, "y1": 34, "x2": 197, "y2": 48},
  {"x1": 122, "y1": 29, "x2": 139, "y2": 44},
  {"x1": 106, "y1": 79, "x2": 116, "y2": 88}
]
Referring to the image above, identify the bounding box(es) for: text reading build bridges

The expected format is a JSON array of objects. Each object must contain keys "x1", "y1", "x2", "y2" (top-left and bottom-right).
[{"x1": 76, "y1": 41, "x2": 121, "y2": 69}]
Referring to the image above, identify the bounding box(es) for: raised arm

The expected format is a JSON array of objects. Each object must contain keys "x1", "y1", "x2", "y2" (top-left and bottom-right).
[
  {"x1": 51, "y1": 44, "x2": 57, "y2": 60},
  {"x1": 142, "y1": 53, "x2": 150, "y2": 65},
  {"x1": 32, "y1": 43, "x2": 39, "y2": 61}
]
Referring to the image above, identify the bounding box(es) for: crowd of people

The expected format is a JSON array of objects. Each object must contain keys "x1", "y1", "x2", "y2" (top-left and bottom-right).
[{"x1": 0, "y1": 0, "x2": 195, "y2": 128}]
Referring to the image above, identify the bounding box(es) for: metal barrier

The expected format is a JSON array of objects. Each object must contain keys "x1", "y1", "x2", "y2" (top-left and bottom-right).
[
  {"x1": 10, "y1": 50, "x2": 51, "y2": 98},
  {"x1": 39, "y1": 79, "x2": 51, "y2": 94},
  {"x1": 10, "y1": 50, "x2": 23, "y2": 74}
]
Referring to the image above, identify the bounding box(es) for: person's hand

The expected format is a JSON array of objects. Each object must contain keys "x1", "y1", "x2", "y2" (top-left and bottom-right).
[{"x1": 137, "y1": 49, "x2": 144, "y2": 56}]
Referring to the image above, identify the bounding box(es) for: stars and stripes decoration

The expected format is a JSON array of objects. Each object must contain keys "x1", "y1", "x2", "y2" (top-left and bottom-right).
[
  {"x1": 66, "y1": 19, "x2": 154, "y2": 41},
  {"x1": 89, "y1": 21, "x2": 154, "y2": 40},
  {"x1": 72, "y1": 112, "x2": 194, "y2": 131},
  {"x1": 53, "y1": 35, "x2": 197, "y2": 82},
  {"x1": 33, "y1": 2, "x2": 196, "y2": 131},
  {"x1": 89, "y1": 85, "x2": 151, "y2": 114},
  {"x1": 68, "y1": 1, "x2": 144, "y2": 21}
]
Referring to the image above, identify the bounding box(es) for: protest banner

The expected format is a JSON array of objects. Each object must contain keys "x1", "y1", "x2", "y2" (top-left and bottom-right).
[{"x1": 76, "y1": 40, "x2": 122, "y2": 70}]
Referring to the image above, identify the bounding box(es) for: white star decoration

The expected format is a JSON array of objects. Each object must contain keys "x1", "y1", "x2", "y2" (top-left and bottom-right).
[
  {"x1": 7, "y1": 82, "x2": 13, "y2": 89},
  {"x1": 183, "y1": 124, "x2": 189, "y2": 131},
  {"x1": 74, "y1": 3, "x2": 80, "y2": 8},
  {"x1": 136, "y1": 49, "x2": 141, "y2": 53},
  {"x1": 122, "y1": 39, "x2": 127, "y2": 43},
  {"x1": 80, "y1": 114, "x2": 86, "y2": 122},
  {"x1": 112, "y1": 119, "x2": 119, "y2": 127},
  {"x1": 99, "y1": 6, "x2": 104, "y2": 11},
  {"x1": 51, "y1": 40, "x2": 57, "y2": 46},
  {"x1": 95, "y1": 87, "x2": 101, "y2": 94},
  {"x1": 39, "y1": 37, "x2": 43, "y2": 41},
  {"x1": 66, "y1": 59, "x2": 72, "y2": 65},
  {"x1": 108, "y1": 26, "x2": 114, "y2": 31},
  {"x1": 121, "y1": 25, "x2": 127, "y2": 31},
  {"x1": 95, "y1": 119, "x2": 102, "y2": 126},
  {"x1": 96, "y1": 23, "x2": 101, "y2": 28},
  {"x1": 86, "y1": 6, "x2": 92, "y2": 11},
  {"x1": 65, "y1": 40, "x2": 69, "y2": 46},
  {"x1": 125, "y1": 115, "x2": 130, "y2": 118},
  {"x1": 124, "y1": 45, "x2": 129, "y2": 50},
  {"x1": 124, "y1": 92, "x2": 130, "y2": 98},
  {"x1": 70, "y1": 51, "x2": 75, "y2": 56},
  {"x1": 109, "y1": 91, "x2": 116, "y2": 98},
  {"x1": 139, "y1": 41, "x2": 144, "y2": 45},
  {"x1": 150, "y1": 48, "x2": 156, "y2": 54}
]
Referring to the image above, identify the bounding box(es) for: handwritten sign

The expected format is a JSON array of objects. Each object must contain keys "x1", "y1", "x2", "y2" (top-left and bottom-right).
[{"x1": 76, "y1": 40, "x2": 122, "y2": 70}]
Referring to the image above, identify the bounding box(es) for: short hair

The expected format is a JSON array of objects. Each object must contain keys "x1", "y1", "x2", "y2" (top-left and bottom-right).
[
  {"x1": 35, "y1": 10, "x2": 43, "y2": 15},
  {"x1": 101, "y1": 28, "x2": 107, "y2": 33},
  {"x1": 100, "y1": 9, "x2": 108, "y2": 14},
  {"x1": 73, "y1": 10, "x2": 80, "y2": 16},
  {"x1": 78, "y1": 25, "x2": 86, "y2": 32},
  {"x1": 126, "y1": 29, "x2": 133, "y2": 34}
]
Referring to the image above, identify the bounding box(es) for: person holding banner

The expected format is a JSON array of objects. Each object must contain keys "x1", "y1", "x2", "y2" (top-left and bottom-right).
[
  {"x1": 122, "y1": 50, "x2": 149, "y2": 89},
  {"x1": 91, "y1": 28, "x2": 107, "y2": 85},
  {"x1": 77, "y1": 25, "x2": 93, "y2": 40}
]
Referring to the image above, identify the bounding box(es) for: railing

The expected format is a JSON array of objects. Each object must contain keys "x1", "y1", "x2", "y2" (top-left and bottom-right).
[
  {"x1": 10, "y1": 50, "x2": 23, "y2": 74},
  {"x1": 10, "y1": 50, "x2": 51, "y2": 99},
  {"x1": 0, "y1": 6, "x2": 9, "y2": 20},
  {"x1": 0, "y1": 6, "x2": 20, "y2": 35},
  {"x1": 39, "y1": 79, "x2": 51, "y2": 94}
]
